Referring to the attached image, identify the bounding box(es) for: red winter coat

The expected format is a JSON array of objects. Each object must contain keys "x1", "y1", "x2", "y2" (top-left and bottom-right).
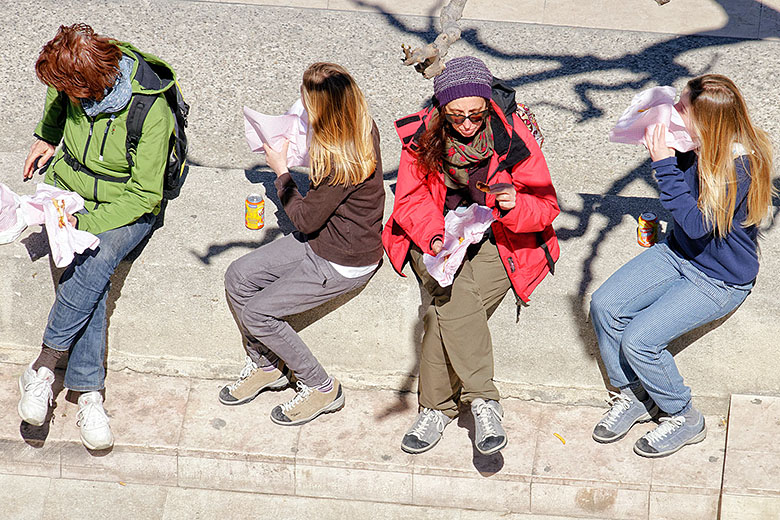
[{"x1": 381, "y1": 98, "x2": 560, "y2": 303}]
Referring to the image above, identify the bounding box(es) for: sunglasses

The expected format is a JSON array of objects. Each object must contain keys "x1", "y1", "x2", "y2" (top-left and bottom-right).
[{"x1": 443, "y1": 108, "x2": 489, "y2": 125}]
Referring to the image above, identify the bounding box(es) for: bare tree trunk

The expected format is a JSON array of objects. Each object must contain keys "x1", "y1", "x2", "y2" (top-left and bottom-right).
[{"x1": 401, "y1": 0, "x2": 468, "y2": 79}]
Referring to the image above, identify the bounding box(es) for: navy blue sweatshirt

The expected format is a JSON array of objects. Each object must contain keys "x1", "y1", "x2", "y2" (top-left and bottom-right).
[{"x1": 651, "y1": 152, "x2": 758, "y2": 285}]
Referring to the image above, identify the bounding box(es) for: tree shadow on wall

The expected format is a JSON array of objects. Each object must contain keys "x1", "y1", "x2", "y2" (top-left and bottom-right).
[{"x1": 353, "y1": 0, "x2": 780, "y2": 393}]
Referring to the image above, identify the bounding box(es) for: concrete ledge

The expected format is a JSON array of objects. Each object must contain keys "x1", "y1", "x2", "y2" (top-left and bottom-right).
[{"x1": 2, "y1": 161, "x2": 778, "y2": 414}]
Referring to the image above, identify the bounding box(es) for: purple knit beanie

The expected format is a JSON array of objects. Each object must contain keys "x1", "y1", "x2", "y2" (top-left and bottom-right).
[{"x1": 433, "y1": 56, "x2": 493, "y2": 107}]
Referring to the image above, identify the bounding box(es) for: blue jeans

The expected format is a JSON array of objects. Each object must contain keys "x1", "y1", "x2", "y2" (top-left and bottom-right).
[
  {"x1": 42, "y1": 212, "x2": 156, "y2": 392},
  {"x1": 590, "y1": 241, "x2": 752, "y2": 415}
]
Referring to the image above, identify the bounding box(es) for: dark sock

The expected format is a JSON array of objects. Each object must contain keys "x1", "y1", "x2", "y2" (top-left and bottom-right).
[
  {"x1": 259, "y1": 352, "x2": 280, "y2": 372},
  {"x1": 623, "y1": 384, "x2": 649, "y2": 403},
  {"x1": 31, "y1": 345, "x2": 66, "y2": 372}
]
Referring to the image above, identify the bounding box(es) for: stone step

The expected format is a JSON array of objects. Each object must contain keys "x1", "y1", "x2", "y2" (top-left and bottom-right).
[
  {"x1": 0, "y1": 362, "x2": 737, "y2": 519},
  {"x1": 2, "y1": 160, "x2": 779, "y2": 415}
]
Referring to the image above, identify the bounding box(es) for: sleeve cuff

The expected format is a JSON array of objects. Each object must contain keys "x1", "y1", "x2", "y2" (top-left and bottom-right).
[
  {"x1": 33, "y1": 133, "x2": 60, "y2": 147},
  {"x1": 428, "y1": 234, "x2": 443, "y2": 251},
  {"x1": 651, "y1": 156, "x2": 678, "y2": 170}
]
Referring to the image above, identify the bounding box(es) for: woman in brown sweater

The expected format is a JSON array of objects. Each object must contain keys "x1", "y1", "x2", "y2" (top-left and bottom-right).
[{"x1": 221, "y1": 62, "x2": 384, "y2": 426}]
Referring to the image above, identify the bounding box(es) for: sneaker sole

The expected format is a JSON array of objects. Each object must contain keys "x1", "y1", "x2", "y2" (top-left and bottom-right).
[
  {"x1": 592, "y1": 404, "x2": 659, "y2": 444},
  {"x1": 633, "y1": 426, "x2": 707, "y2": 458},
  {"x1": 17, "y1": 377, "x2": 46, "y2": 427},
  {"x1": 270, "y1": 390, "x2": 346, "y2": 426},
  {"x1": 475, "y1": 435, "x2": 507, "y2": 456},
  {"x1": 80, "y1": 433, "x2": 114, "y2": 451},
  {"x1": 218, "y1": 374, "x2": 290, "y2": 406},
  {"x1": 401, "y1": 433, "x2": 444, "y2": 454}
]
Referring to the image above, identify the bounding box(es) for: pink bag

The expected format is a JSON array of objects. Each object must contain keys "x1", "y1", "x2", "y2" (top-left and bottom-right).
[
  {"x1": 0, "y1": 183, "x2": 27, "y2": 244},
  {"x1": 423, "y1": 204, "x2": 495, "y2": 287},
  {"x1": 19, "y1": 184, "x2": 100, "y2": 267},
  {"x1": 609, "y1": 86, "x2": 696, "y2": 152}
]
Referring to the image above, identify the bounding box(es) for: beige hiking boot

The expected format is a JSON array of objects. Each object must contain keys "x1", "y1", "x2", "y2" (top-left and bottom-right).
[
  {"x1": 270, "y1": 379, "x2": 345, "y2": 426},
  {"x1": 219, "y1": 356, "x2": 290, "y2": 405}
]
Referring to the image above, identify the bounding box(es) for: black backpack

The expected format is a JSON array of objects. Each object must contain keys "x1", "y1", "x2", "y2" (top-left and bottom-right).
[{"x1": 125, "y1": 50, "x2": 189, "y2": 199}]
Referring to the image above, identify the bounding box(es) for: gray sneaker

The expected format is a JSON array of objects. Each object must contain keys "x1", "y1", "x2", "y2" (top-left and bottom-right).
[
  {"x1": 471, "y1": 398, "x2": 507, "y2": 456},
  {"x1": 593, "y1": 391, "x2": 658, "y2": 443},
  {"x1": 634, "y1": 414, "x2": 707, "y2": 458},
  {"x1": 401, "y1": 408, "x2": 452, "y2": 454}
]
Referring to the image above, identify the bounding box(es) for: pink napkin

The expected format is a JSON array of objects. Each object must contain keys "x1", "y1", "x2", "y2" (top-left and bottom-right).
[
  {"x1": 19, "y1": 184, "x2": 100, "y2": 267},
  {"x1": 423, "y1": 204, "x2": 495, "y2": 287},
  {"x1": 244, "y1": 99, "x2": 310, "y2": 167},
  {"x1": 0, "y1": 183, "x2": 27, "y2": 244},
  {"x1": 609, "y1": 86, "x2": 696, "y2": 152}
]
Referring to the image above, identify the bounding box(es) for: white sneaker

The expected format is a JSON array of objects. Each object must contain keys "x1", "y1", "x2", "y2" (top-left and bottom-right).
[
  {"x1": 77, "y1": 392, "x2": 114, "y2": 450},
  {"x1": 18, "y1": 364, "x2": 55, "y2": 426}
]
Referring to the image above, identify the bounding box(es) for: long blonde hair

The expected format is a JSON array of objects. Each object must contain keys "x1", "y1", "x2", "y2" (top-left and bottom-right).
[
  {"x1": 687, "y1": 74, "x2": 775, "y2": 237},
  {"x1": 301, "y1": 63, "x2": 376, "y2": 187}
]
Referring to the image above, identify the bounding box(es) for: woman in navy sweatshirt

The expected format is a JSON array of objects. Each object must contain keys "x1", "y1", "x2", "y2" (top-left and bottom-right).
[{"x1": 590, "y1": 74, "x2": 775, "y2": 457}]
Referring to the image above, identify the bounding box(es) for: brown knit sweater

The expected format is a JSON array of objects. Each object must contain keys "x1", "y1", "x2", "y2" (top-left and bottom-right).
[{"x1": 273, "y1": 123, "x2": 385, "y2": 267}]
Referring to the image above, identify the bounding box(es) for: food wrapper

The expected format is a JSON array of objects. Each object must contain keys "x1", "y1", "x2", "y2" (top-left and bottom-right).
[
  {"x1": 244, "y1": 98, "x2": 310, "y2": 167},
  {"x1": 423, "y1": 204, "x2": 495, "y2": 287},
  {"x1": 609, "y1": 86, "x2": 696, "y2": 152},
  {"x1": 19, "y1": 184, "x2": 100, "y2": 267},
  {"x1": 0, "y1": 183, "x2": 27, "y2": 244}
]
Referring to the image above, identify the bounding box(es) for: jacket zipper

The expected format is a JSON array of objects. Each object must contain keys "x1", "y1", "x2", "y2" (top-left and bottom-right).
[
  {"x1": 83, "y1": 116, "x2": 97, "y2": 200},
  {"x1": 98, "y1": 115, "x2": 116, "y2": 161},
  {"x1": 83, "y1": 116, "x2": 95, "y2": 164}
]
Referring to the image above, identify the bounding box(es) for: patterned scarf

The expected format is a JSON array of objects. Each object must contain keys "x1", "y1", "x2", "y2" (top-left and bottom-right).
[
  {"x1": 442, "y1": 113, "x2": 494, "y2": 189},
  {"x1": 81, "y1": 55, "x2": 134, "y2": 117}
]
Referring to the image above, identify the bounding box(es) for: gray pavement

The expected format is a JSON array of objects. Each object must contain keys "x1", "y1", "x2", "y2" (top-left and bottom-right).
[{"x1": 1, "y1": 1, "x2": 780, "y2": 518}]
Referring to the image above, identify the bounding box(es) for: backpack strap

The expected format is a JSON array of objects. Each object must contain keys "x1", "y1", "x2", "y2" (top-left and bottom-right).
[{"x1": 125, "y1": 93, "x2": 156, "y2": 168}]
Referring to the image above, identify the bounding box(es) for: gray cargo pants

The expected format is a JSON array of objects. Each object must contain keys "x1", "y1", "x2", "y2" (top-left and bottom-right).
[{"x1": 224, "y1": 233, "x2": 375, "y2": 386}]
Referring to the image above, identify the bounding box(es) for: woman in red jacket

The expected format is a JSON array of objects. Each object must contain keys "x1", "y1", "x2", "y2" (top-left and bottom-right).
[{"x1": 383, "y1": 56, "x2": 560, "y2": 455}]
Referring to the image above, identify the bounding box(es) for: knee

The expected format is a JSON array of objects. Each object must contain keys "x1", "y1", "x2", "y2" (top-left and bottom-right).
[
  {"x1": 620, "y1": 327, "x2": 655, "y2": 360},
  {"x1": 224, "y1": 260, "x2": 244, "y2": 298},
  {"x1": 589, "y1": 287, "x2": 613, "y2": 323}
]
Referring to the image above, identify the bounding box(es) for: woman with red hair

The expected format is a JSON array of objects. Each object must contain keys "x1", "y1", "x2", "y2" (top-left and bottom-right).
[{"x1": 18, "y1": 24, "x2": 177, "y2": 451}]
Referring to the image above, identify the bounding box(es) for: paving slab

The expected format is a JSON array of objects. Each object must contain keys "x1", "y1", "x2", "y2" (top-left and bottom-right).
[{"x1": 721, "y1": 394, "x2": 780, "y2": 519}]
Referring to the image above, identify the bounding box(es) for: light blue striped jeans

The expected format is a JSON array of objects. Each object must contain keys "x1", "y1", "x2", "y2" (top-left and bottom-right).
[{"x1": 590, "y1": 241, "x2": 753, "y2": 415}]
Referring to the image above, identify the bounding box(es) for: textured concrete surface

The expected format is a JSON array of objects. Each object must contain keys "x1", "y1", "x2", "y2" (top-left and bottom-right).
[
  {"x1": 1, "y1": 0, "x2": 780, "y2": 413},
  {"x1": 1, "y1": 2, "x2": 780, "y2": 516},
  {"x1": 0, "y1": 363, "x2": 733, "y2": 519}
]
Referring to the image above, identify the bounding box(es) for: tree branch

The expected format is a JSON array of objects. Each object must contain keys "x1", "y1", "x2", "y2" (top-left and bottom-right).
[
  {"x1": 401, "y1": 0, "x2": 673, "y2": 79},
  {"x1": 401, "y1": 0, "x2": 468, "y2": 79}
]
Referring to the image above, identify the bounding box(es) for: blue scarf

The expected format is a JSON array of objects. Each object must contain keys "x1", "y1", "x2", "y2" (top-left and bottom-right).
[{"x1": 81, "y1": 55, "x2": 134, "y2": 117}]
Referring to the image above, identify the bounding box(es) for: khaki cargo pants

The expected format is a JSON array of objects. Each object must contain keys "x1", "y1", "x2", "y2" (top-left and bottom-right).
[{"x1": 409, "y1": 236, "x2": 511, "y2": 418}]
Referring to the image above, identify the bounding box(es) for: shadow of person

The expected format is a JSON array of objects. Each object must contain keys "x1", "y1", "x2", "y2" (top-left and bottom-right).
[{"x1": 19, "y1": 365, "x2": 66, "y2": 448}]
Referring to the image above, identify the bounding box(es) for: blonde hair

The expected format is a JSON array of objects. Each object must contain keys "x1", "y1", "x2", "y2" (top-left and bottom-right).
[
  {"x1": 301, "y1": 63, "x2": 376, "y2": 187},
  {"x1": 687, "y1": 74, "x2": 776, "y2": 237}
]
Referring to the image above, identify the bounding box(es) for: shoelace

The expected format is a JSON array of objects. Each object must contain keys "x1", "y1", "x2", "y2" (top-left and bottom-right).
[
  {"x1": 599, "y1": 391, "x2": 633, "y2": 428},
  {"x1": 474, "y1": 402, "x2": 499, "y2": 438},
  {"x1": 410, "y1": 408, "x2": 444, "y2": 438},
  {"x1": 644, "y1": 416, "x2": 686, "y2": 444},
  {"x1": 281, "y1": 382, "x2": 312, "y2": 413},
  {"x1": 25, "y1": 373, "x2": 54, "y2": 406},
  {"x1": 77, "y1": 399, "x2": 109, "y2": 429},
  {"x1": 228, "y1": 356, "x2": 258, "y2": 391}
]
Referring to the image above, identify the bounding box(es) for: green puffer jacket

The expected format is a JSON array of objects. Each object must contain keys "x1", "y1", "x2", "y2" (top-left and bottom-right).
[{"x1": 34, "y1": 41, "x2": 175, "y2": 235}]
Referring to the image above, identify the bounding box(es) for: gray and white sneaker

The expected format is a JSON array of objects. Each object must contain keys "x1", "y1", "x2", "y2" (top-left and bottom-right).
[
  {"x1": 593, "y1": 391, "x2": 658, "y2": 443},
  {"x1": 634, "y1": 413, "x2": 706, "y2": 458},
  {"x1": 471, "y1": 398, "x2": 507, "y2": 456},
  {"x1": 401, "y1": 408, "x2": 452, "y2": 454}
]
